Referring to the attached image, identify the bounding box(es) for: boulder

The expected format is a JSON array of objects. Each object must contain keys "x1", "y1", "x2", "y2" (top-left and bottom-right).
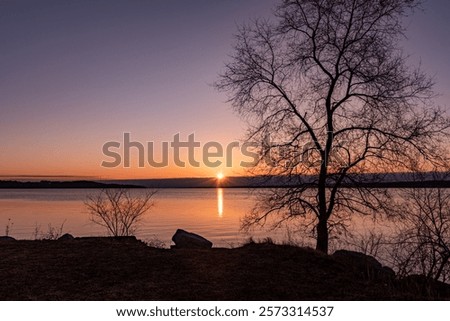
[
  {"x1": 381, "y1": 266, "x2": 396, "y2": 280},
  {"x1": 332, "y1": 249, "x2": 394, "y2": 281},
  {"x1": 399, "y1": 274, "x2": 450, "y2": 298},
  {"x1": 57, "y1": 233, "x2": 74, "y2": 241},
  {"x1": 0, "y1": 236, "x2": 16, "y2": 242},
  {"x1": 171, "y1": 229, "x2": 213, "y2": 249}
]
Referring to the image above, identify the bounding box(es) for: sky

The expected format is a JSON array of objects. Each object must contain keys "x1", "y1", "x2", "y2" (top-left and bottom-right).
[{"x1": 0, "y1": 0, "x2": 449, "y2": 179}]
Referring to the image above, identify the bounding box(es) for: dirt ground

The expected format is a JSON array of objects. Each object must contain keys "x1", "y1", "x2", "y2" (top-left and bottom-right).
[{"x1": 0, "y1": 237, "x2": 448, "y2": 300}]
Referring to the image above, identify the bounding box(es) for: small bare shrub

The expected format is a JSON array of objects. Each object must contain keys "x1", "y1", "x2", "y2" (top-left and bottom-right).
[
  {"x1": 5, "y1": 218, "x2": 13, "y2": 237},
  {"x1": 85, "y1": 189, "x2": 156, "y2": 237},
  {"x1": 144, "y1": 236, "x2": 166, "y2": 249},
  {"x1": 33, "y1": 221, "x2": 66, "y2": 240},
  {"x1": 340, "y1": 229, "x2": 388, "y2": 260},
  {"x1": 390, "y1": 188, "x2": 450, "y2": 282}
]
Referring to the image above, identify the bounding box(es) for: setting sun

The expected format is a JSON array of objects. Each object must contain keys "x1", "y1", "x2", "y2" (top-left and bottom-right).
[{"x1": 216, "y1": 173, "x2": 225, "y2": 180}]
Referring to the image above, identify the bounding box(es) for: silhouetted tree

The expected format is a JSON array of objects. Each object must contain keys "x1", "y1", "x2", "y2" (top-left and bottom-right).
[
  {"x1": 216, "y1": 0, "x2": 449, "y2": 253},
  {"x1": 85, "y1": 189, "x2": 156, "y2": 237}
]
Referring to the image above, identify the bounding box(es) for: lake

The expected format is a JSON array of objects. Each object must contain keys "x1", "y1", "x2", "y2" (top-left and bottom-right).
[
  {"x1": 0, "y1": 188, "x2": 292, "y2": 247},
  {"x1": 0, "y1": 187, "x2": 405, "y2": 249}
]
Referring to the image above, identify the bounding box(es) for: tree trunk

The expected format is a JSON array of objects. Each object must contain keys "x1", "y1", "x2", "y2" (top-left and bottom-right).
[
  {"x1": 316, "y1": 219, "x2": 329, "y2": 254},
  {"x1": 316, "y1": 148, "x2": 329, "y2": 254}
]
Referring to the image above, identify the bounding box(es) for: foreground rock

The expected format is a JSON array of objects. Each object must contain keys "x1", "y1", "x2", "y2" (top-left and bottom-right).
[
  {"x1": 172, "y1": 229, "x2": 213, "y2": 249},
  {"x1": 332, "y1": 249, "x2": 395, "y2": 281},
  {"x1": 58, "y1": 233, "x2": 75, "y2": 241},
  {"x1": 0, "y1": 236, "x2": 16, "y2": 242}
]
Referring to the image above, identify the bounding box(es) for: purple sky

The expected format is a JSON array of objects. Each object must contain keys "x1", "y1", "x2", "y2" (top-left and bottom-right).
[{"x1": 0, "y1": 0, "x2": 448, "y2": 179}]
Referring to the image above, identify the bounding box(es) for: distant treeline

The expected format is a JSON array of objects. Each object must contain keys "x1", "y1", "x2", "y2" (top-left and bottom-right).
[
  {"x1": 346, "y1": 180, "x2": 450, "y2": 188},
  {"x1": 103, "y1": 173, "x2": 450, "y2": 189},
  {"x1": 1, "y1": 173, "x2": 449, "y2": 189},
  {"x1": 0, "y1": 180, "x2": 144, "y2": 189}
]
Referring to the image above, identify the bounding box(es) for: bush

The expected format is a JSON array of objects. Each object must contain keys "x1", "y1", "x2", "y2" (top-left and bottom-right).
[
  {"x1": 390, "y1": 188, "x2": 450, "y2": 282},
  {"x1": 85, "y1": 189, "x2": 156, "y2": 237}
]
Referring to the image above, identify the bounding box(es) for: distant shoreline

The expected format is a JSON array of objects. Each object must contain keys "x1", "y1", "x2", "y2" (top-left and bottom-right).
[
  {"x1": 0, "y1": 180, "x2": 144, "y2": 189},
  {"x1": 0, "y1": 176, "x2": 449, "y2": 189}
]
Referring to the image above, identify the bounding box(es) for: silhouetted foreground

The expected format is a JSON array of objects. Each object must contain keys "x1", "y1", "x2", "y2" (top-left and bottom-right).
[{"x1": 0, "y1": 237, "x2": 449, "y2": 300}]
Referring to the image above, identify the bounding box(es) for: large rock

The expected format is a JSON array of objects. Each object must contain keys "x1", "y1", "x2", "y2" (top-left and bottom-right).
[
  {"x1": 172, "y1": 229, "x2": 213, "y2": 249},
  {"x1": 398, "y1": 274, "x2": 450, "y2": 298},
  {"x1": 57, "y1": 233, "x2": 75, "y2": 241},
  {"x1": 332, "y1": 249, "x2": 395, "y2": 281},
  {"x1": 0, "y1": 236, "x2": 16, "y2": 242}
]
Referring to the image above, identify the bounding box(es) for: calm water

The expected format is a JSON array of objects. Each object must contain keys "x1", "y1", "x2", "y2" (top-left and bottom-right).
[{"x1": 0, "y1": 188, "x2": 289, "y2": 247}]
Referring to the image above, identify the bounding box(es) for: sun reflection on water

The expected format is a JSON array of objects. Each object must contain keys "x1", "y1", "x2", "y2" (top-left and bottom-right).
[{"x1": 217, "y1": 188, "x2": 224, "y2": 217}]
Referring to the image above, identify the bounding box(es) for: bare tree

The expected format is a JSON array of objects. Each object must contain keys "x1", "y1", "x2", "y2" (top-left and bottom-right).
[
  {"x1": 85, "y1": 189, "x2": 157, "y2": 237},
  {"x1": 390, "y1": 188, "x2": 450, "y2": 282},
  {"x1": 216, "y1": 0, "x2": 449, "y2": 253}
]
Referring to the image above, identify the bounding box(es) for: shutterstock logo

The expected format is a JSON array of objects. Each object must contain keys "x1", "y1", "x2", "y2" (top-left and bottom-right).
[
  {"x1": 101, "y1": 133, "x2": 259, "y2": 169},
  {"x1": 101, "y1": 133, "x2": 348, "y2": 169}
]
